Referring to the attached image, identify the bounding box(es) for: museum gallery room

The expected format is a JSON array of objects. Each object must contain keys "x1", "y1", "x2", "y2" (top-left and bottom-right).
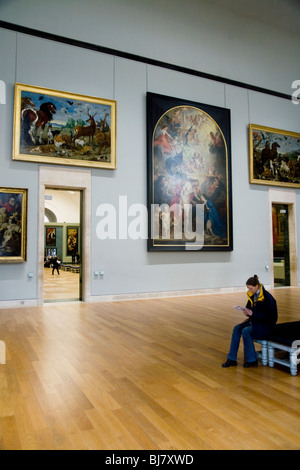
[{"x1": 0, "y1": 0, "x2": 300, "y2": 451}]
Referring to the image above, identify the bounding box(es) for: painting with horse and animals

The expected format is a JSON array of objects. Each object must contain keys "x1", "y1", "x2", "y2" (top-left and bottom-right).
[
  {"x1": 249, "y1": 124, "x2": 300, "y2": 189},
  {"x1": 13, "y1": 83, "x2": 117, "y2": 170}
]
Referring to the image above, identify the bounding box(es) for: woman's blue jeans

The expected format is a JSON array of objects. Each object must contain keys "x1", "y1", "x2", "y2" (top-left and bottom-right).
[{"x1": 227, "y1": 321, "x2": 258, "y2": 363}]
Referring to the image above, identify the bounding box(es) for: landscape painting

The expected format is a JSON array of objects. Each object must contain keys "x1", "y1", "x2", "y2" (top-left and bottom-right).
[
  {"x1": 13, "y1": 83, "x2": 117, "y2": 169},
  {"x1": 249, "y1": 124, "x2": 300, "y2": 188}
]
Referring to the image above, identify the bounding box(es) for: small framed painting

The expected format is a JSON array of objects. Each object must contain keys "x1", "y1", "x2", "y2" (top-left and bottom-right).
[
  {"x1": 46, "y1": 227, "x2": 56, "y2": 246},
  {"x1": 0, "y1": 188, "x2": 28, "y2": 263},
  {"x1": 67, "y1": 227, "x2": 79, "y2": 257}
]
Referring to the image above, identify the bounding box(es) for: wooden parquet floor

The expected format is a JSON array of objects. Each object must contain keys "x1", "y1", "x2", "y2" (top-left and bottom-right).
[
  {"x1": 0, "y1": 287, "x2": 300, "y2": 450},
  {"x1": 44, "y1": 268, "x2": 80, "y2": 302}
]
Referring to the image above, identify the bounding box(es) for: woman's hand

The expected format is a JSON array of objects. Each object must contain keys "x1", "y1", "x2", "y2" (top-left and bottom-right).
[{"x1": 244, "y1": 308, "x2": 253, "y2": 317}]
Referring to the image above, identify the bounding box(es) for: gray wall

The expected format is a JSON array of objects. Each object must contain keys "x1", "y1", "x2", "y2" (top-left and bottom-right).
[
  {"x1": 0, "y1": 0, "x2": 299, "y2": 302},
  {"x1": 0, "y1": 0, "x2": 299, "y2": 96}
]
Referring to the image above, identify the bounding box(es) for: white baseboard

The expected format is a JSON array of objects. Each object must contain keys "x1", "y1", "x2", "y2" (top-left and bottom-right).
[
  {"x1": 88, "y1": 285, "x2": 250, "y2": 303},
  {"x1": 0, "y1": 299, "x2": 38, "y2": 309},
  {"x1": 0, "y1": 283, "x2": 292, "y2": 308}
]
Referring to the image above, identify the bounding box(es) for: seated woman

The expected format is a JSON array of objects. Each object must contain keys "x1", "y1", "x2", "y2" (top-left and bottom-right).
[{"x1": 222, "y1": 275, "x2": 278, "y2": 368}]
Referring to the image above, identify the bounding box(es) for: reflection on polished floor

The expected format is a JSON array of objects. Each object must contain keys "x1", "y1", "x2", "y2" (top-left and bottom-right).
[
  {"x1": 0, "y1": 287, "x2": 300, "y2": 450},
  {"x1": 44, "y1": 267, "x2": 80, "y2": 302}
]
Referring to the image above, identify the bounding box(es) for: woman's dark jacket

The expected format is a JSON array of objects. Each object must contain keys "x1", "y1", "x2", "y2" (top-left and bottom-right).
[{"x1": 245, "y1": 284, "x2": 278, "y2": 339}]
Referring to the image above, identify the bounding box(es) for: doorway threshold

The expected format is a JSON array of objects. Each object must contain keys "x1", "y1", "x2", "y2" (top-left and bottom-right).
[{"x1": 44, "y1": 298, "x2": 81, "y2": 304}]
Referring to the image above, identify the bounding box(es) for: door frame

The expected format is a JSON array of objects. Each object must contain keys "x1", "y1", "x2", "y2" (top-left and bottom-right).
[
  {"x1": 268, "y1": 188, "x2": 298, "y2": 288},
  {"x1": 38, "y1": 166, "x2": 91, "y2": 304}
]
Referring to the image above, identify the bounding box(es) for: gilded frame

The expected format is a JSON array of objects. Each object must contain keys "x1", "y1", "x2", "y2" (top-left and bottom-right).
[
  {"x1": 13, "y1": 83, "x2": 117, "y2": 170},
  {"x1": 249, "y1": 124, "x2": 300, "y2": 188},
  {"x1": 66, "y1": 227, "x2": 79, "y2": 257},
  {"x1": 0, "y1": 188, "x2": 28, "y2": 263},
  {"x1": 46, "y1": 227, "x2": 56, "y2": 247}
]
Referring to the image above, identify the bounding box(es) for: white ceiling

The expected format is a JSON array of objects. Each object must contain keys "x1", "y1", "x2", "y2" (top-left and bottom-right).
[{"x1": 45, "y1": 189, "x2": 80, "y2": 224}]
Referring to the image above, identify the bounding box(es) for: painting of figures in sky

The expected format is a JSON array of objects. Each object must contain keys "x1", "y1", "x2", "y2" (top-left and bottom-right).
[
  {"x1": 147, "y1": 93, "x2": 233, "y2": 252},
  {"x1": 13, "y1": 83, "x2": 117, "y2": 169}
]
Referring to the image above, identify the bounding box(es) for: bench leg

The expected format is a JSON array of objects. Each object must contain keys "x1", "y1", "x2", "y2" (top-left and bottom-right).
[
  {"x1": 261, "y1": 341, "x2": 268, "y2": 366},
  {"x1": 0, "y1": 340, "x2": 6, "y2": 365},
  {"x1": 268, "y1": 344, "x2": 275, "y2": 368},
  {"x1": 289, "y1": 352, "x2": 297, "y2": 376}
]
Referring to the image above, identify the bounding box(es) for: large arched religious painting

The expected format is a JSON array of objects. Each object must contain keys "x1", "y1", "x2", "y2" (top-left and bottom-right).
[{"x1": 147, "y1": 93, "x2": 233, "y2": 252}]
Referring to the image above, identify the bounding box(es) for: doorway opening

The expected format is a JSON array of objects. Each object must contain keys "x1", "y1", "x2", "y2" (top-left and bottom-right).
[
  {"x1": 44, "y1": 188, "x2": 82, "y2": 302},
  {"x1": 272, "y1": 203, "x2": 290, "y2": 287},
  {"x1": 269, "y1": 189, "x2": 298, "y2": 289},
  {"x1": 38, "y1": 166, "x2": 91, "y2": 305}
]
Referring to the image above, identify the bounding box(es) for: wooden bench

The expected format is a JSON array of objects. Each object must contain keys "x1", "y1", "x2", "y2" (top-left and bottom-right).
[
  {"x1": 254, "y1": 322, "x2": 300, "y2": 375},
  {"x1": 267, "y1": 322, "x2": 300, "y2": 376},
  {"x1": 61, "y1": 264, "x2": 80, "y2": 273}
]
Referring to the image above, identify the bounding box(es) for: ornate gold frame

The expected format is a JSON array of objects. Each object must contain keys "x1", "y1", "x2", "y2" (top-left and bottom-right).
[
  {"x1": 13, "y1": 83, "x2": 117, "y2": 170},
  {"x1": 249, "y1": 124, "x2": 300, "y2": 188},
  {"x1": 0, "y1": 188, "x2": 28, "y2": 263}
]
